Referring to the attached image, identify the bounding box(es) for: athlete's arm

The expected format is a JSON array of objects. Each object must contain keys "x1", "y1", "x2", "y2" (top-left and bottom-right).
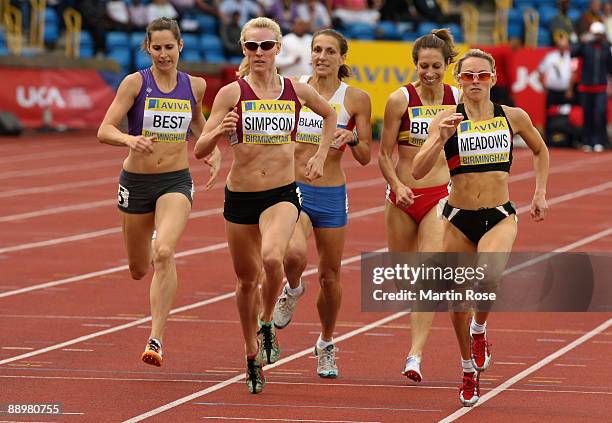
[
  {"x1": 189, "y1": 75, "x2": 221, "y2": 190},
  {"x1": 194, "y1": 82, "x2": 240, "y2": 159},
  {"x1": 504, "y1": 106, "x2": 549, "y2": 222},
  {"x1": 412, "y1": 108, "x2": 463, "y2": 180},
  {"x1": 97, "y1": 73, "x2": 155, "y2": 154},
  {"x1": 342, "y1": 87, "x2": 371, "y2": 165},
  {"x1": 378, "y1": 89, "x2": 408, "y2": 190},
  {"x1": 294, "y1": 81, "x2": 337, "y2": 181}
]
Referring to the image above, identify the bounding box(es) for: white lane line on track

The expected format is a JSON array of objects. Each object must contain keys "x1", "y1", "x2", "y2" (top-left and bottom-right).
[
  {"x1": 201, "y1": 418, "x2": 380, "y2": 423},
  {"x1": 122, "y1": 311, "x2": 408, "y2": 423},
  {"x1": 3, "y1": 179, "x2": 612, "y2": 298},
  {"x1": 439, "y1": 318, "x2": 612, "y2": 422},
  {"x1": 0, "y1": 249, "x2": 376, "y2": 366},
  {"x1": 0, "y1": 158, "x2": 119, "y2": 180},
  {"x1": 121, "y1": 226, "x2": 612, "y2": 422}
]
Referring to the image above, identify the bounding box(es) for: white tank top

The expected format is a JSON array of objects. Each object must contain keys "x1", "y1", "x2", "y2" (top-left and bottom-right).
[{"x1": 296, "y1": 75, "x2": 351, "y2": 146}]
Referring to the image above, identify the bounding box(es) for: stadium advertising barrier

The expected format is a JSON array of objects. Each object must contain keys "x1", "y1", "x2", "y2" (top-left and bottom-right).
[
  {"x1": 346, "y1": 41, "x2": 565, "y2": 128},
  {"x1": 0, "y1": 68, "x2": 118, "y2": 129}
]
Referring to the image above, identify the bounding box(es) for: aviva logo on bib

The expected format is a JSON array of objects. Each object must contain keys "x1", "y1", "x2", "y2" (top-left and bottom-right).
[
  {"x1": 243, "y1": 100, "x2": 295, "y2": 113},
  {"x1": 146, "y1": 98, "x2": 191, "y2": 112}
]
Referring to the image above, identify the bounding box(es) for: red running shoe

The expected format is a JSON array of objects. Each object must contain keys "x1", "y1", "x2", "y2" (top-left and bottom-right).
[
  {"x1": 471, "y1": 332, "x2": 491, "y2": 371},
  {"x1": 459, "y1": 372, "x2": 480, "y2": 407}
]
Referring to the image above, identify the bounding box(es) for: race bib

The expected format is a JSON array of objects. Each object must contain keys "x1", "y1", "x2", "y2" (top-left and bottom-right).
[
  {"x1": 456, "y1": 117, "x2": 512, "y2": 166},
  {"x1": 296, "y1": 103, "x2": 341, "y2": 145},
  {"x1": 142, "y1": 98, "x2": 192, "y2": 143},
  {"x1": 398, "y1": 105, "x2": 453, "y2": 147},
  {"x1": 241, "y1": 100, "x2": 296, "y2": 144}
]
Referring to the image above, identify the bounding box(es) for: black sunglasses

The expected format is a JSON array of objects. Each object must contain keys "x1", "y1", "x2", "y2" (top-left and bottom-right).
[{"x1": 243, "y1": 40, "x2": 278, "y2": 51}]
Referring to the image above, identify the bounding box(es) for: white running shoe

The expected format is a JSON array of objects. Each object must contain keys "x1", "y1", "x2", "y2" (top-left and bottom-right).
[
  {"x1": 315, "y1": 344, "x2": 339, "y2": 378},
  {"x1": 402, "y1": 355, "x2": 423, "y2": 382},
  {"x1": 273, "y1": 281, "x2": 304, "y2": 329}
]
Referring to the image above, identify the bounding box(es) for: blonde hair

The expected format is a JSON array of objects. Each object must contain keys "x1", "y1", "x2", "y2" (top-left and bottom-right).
[
  {"x1": 454, "y1": 49, "x2": 496, "y2": 76},
  {"x1": 412, "y1": 28, "x2": 458, "y2": 65},
  {"x1": 236, "y1": 17, "x2": 283, "y2": 78}
]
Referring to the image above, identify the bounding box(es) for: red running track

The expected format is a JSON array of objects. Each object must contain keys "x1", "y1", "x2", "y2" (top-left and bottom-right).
[{"x1": 0, "y1": 131, "x2": 611, "y2": 422}]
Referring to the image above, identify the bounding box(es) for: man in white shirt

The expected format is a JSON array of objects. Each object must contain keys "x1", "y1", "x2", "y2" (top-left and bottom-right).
[
  {"x1": 276, "y1": 19, "x2": 313, "y2": 77},
  {"x1": 538, "y1": 31, "x2": 575, "y2": 108}
]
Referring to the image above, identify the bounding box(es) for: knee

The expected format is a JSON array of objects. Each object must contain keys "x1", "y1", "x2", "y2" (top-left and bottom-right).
[
  {"x1": 283, "y1": 246, "x2": 307, "y2": 272},
  {"x1": 152, "y1": 244, "x2": 174, "y2": 269},
  {"x1": 236, "y1": 276, "x2": 259, "y2": 294},
  {"x1": 129, "y1": 264, "x2": 148, "y2": 280},
  {"x1": 319, "y1": 266, "x2": 341, "y2": 291},
  {"x1": 262, "y1": 249, "x2": 283, "y2": 274}
]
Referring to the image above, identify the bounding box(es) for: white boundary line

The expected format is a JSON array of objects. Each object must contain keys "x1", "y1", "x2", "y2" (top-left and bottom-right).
[
  {"x1": 439, "y1": 318, "x2": 612, "y2": 422},
  {"x1": 120, "y1": 226, "x2": 612, "y2": 422},
  {"x1": 3, "y1": 179, "x2": 611, "y2": 297},
  {"x1": 122, "y1": 311, "x2": 409, "y2": 423},
  {"x1": 0, "y1": 249, "x2": 376, "y2": 366}
]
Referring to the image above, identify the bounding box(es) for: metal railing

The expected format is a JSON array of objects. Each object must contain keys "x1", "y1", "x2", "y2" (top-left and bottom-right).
[{"x1": 63, "y1": 7, "x2": 81, "y2": 58}]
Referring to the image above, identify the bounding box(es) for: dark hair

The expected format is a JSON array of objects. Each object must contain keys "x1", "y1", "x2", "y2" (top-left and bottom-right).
[
  {"x1": 411, "y1": 28, "x2": 458, "y2": 66},
  {"x1": 312, "y1": 29, "x2": 352, "y2": 80},
  {"x1": 141, "y1": 17, "x2": 182, "y2": 53}
]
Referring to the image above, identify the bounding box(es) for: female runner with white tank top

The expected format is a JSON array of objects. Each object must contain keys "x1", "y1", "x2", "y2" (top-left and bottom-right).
[{"x1": 272, "y1": 29, "x2": 372, "y2": 379}]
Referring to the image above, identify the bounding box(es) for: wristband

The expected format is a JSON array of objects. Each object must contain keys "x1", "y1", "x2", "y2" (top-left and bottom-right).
[{"x1": 347, "y1": 131, "x2": 359, "y2": 147}]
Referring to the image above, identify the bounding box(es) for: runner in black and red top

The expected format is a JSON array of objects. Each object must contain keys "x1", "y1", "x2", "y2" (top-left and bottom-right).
[{"x1": 414, "y1": 48, "x2": 549, "y2": 407}]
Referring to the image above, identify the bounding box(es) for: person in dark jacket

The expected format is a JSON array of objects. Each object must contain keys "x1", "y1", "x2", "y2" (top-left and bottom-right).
[{"x1": 572, "y1": 21, "x2": 612, "y2": 152}]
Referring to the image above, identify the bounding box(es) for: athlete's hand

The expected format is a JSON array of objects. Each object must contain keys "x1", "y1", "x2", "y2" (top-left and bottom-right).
[
  {"x1": 394, "y1": 183, "x2": 414, "y2": 208},
  {"x1": 438, "y1": 113, "x2": 464, "y2": 142},
  {"x1": 126, "y1": 135, "x2": 155, "y2": 155},
  {"x1": 305, "y1": 154, "x2": 325, "y2": 181},
  {"x1": 332, "y1": 128, "x2": 353, "y2": 149},
  {"x1": 220, "y1": 107, "x2": 239, "y2": 136},
  {"x1": 530, "y1": 193, "x2": 548, "y2": 222},
  {"x1": 203, "y1": 146, "x2": 221, "y2": 190}
]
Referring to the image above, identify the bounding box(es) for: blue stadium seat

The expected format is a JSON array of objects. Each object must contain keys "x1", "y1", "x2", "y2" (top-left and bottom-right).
[
  {"x1": 79, "y1": 30, "x2": 94, "y2": 58},
  {"x1": 181, "y1": 49, "x2": 201, "y2": 62},
  {"x1": 376, "y1": 21, "x2": 401, "y2": 40},
  {"x1": 204, "y1": 51, "x2": 226, "y2": 63},
  {"x1": 508, "y1": 8, "x2": 523, "y2": 26},
  {"x1": 538, "y1": 6, "x2": 558, "y2": 26},
  {"x1": 108, "y1": 47, "x2": 132, "y2": 69},
  {"x1": 0, "y1": 44, "x2": 8, "y2": 56},
  {"x1": 134, "y1": 50, "x2": 151, "y2": 69},
  {"x1": 347, "y1": 22, "x2": 376, "y2": 40},
  {"x1": 567, "y1": 8, "x2": 581, "y2": 23},
  {"x1": 447, "y1": 23, "x2": 463, "y2": 43},
  {"x1": 182, "y1": 33, "x2": 199, "y2": 48},
  {"x1": 196, "y1": 14, "x2": 218, "y2": 35},
  {"x1": 200, "y1": 34, "x2": 224, "y2": 56},
  {"x1": 106, "y1": 31, "x2": 129, "y2": 52},
  {"x1": 416, "y1": 22, "x2": 438, "y2": 37},
  {"x1": 229, "y1": 55, "x2": 243, "y2": 64},
  {"x1": 131, "y1": 32, "x2": 146, "y2": 51},
  {"x1": 44, "y1": 7, "x2": 59, "y2": 44},
  {"x1": 508, "y1": 23, "x2": 523, "y2": 40},
  {"x1": 538, "y1": 27, "x2": 552, "y2": 47},
  {"x1": 401, "y1": 32, "x2": 418, "y2": 41}
]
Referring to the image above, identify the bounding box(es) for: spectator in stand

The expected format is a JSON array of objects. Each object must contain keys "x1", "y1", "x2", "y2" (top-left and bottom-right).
[
  {"x1": 77, "y1": 0, "x2": 108, "y2": 55},
  {"x1": 296, "y1": 0, "x2": 332, "y2": 32},
  {"x1": 276, "y1": 18, "x2": 313, "y2": 76},
  {"x1": 219, "y1": 0, "x2": 262, "y2": 26},
  {"x1": 330, "y1": 0, "x2": 381, "y2": 26},
  {"x1": 550, "y1": 0, "x2": 578, "y2": 43},
  {"x1": 221, "y1": 11, "x2": 243, "y2": 56},
  {"x1": 414, "y1": 0, "x2": 461, "y2": 25},
  {"x1": 603, "y1": 1, "x2": 612, "y2": 41},
  {"x1": 572, "y1": 21, "x2": 612, "y2": 152},
  {"x1": 261, "y1": 0, "x2": 298, "y2": 34},
  {"x1": 106, "y1": 1, "x2": 131, "y2": 32},
  {"x1": 130, "y1": 0, "x2": 150, "y2": 30},
  {"x1": 576, "y1": 0, "x2": 604, "y2": 39},
  {"x1": 538, "y1": 31, "x2": 574, "y2": 109},
  {"x1": 479, "y1": 43, "x2": 515, "y2": 106},
  {"x1": 147, "y1": 0, "x2": 178, "y2": 23},
  {"x1": 169, "y1": 0, "x2": 221, "y2": 31}
]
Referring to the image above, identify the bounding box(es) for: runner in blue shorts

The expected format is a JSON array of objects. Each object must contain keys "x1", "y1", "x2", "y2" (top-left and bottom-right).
[{"x1": 272, "y1": 29, "x2": 372, "y2": 378}]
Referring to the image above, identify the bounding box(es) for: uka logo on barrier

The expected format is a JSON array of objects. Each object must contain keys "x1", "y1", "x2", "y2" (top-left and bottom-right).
[{"x1": 16, "y1": 86, "x2": 66, "y2": 109}]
